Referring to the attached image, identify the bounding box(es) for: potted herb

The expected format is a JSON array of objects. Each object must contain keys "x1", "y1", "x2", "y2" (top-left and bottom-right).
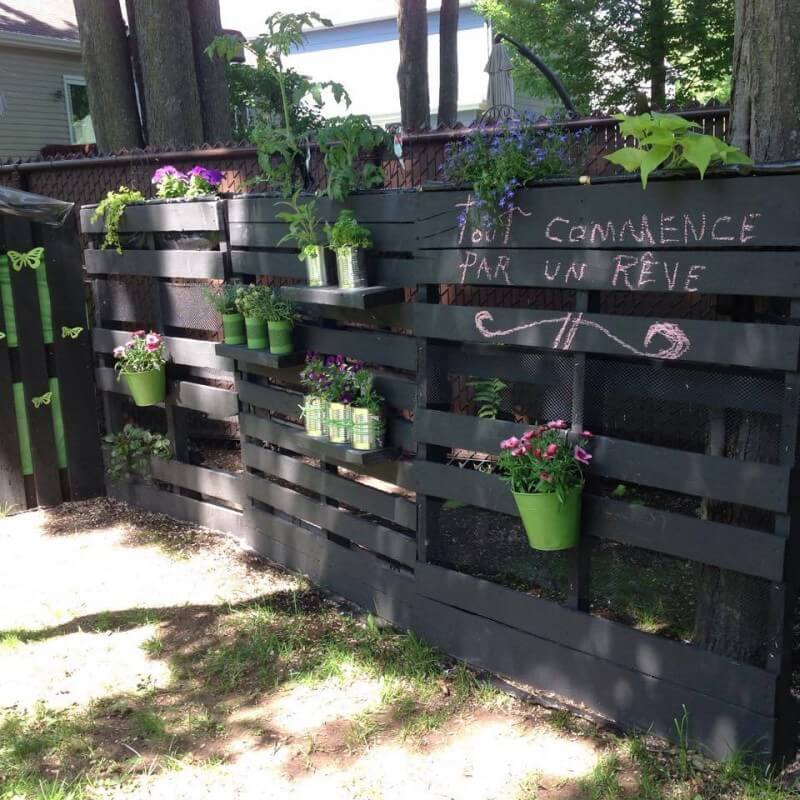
[
  {"x1": 350, "y1": 365, "x2": 384, "y2": 450},
  {"x1": 113, "y1": 331, "x2": 168, "y2": 407},
  {"x1": 235, "y1": 285, "x2": 271, "y2": 350},
  {"x1": 91, "y1": 186, "x2": 146, "y2": 253},
  {"x1": 325, "y1": 210, "x2": 372, "y2": 289},
  {"x1": 498, "y1": 421, "x2": 592, "y2": 551},
  {"x1": 300, "y1": 352, "x2": 330, "y2": 437},
  {"x1": 204, "y1": 283, "x2": 245, "y2": 345},
  {"x1": 265, "y1": 288, "x2": 296, "y2": 355},
  {"x1": 276, "y1": 191, "x2": 331, "y2": 287},
  {"x1": 104, "y1": 424, "x2": 172, "y2": 482}
]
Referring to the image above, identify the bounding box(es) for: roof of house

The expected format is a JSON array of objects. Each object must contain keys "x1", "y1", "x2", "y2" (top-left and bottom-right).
[{"x1": 0, "y1": 0, "x2": 78, "y2": 41}]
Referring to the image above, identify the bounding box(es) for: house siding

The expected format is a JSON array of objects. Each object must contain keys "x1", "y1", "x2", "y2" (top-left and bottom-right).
[{"x1": 0, "y1": 44, "x2": 84, "y2": 158}]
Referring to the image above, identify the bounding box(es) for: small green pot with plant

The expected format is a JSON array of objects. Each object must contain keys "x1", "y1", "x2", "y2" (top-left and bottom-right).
[
  {"x1": 300, "y1": 352, "x2": 330, "y2": 437},
  {"x1": 265, "y1": 289, "x2": 296, "y2": 355},
  {"x1": 498, "y1": 421, "x2": 592, "y2": 551},
  {"x1": 104, "y1": 424, "x2": 172, "y2": 482},
  {"x1": 326, "y1": 210, "x2": 372, "y2": 289},
  {"x1": 349, "y1": 365, "x2": 384, "y2": 450},
  {"x1": 204, "y1": 283, "x2": 245, "y2": 345},
  {"x1": 276, "y1": 191, "x2": 331, "y2": 287},
  {"x1": 91, "y1": 186, "x2": 146, "y2": 253},
  {"x1": 235, "y1": 285, "x2": 271, "y2": 349},
  {"x1": 113, "y1": 331, "x2": 168, "y2": 406}
]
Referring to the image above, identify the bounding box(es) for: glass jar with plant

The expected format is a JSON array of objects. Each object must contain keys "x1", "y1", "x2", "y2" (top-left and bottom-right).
[
  {"x1": 325, "y1": 210, "x2": 373, "y2": 289},
  {"x1": 324, "y1": 354, "x2": 357, "y2": 444},
  {"x1": 113, "y1": 330, "x2": 168, "y2": 407},
  {"x1": 203, "y1": 283, "x2": 244, "y2": 345},
  {"x1": 104, "y1": 424, "x2": 172, "y2": 482},
  {"x1": 234, "y1": 285, "x2": 271, "y2": 350},
  {"x1": 349, "y1": 365, "x2": 384, "y2": 451},
  {"x1": 91, "y1": 186, "x2": 145, "y2": 253},
  {"x1": 276, "y1": 190, "x2": 330, "y2": 286},
  {"x1": 498, "y1": 421, "x2": 592, "y2": 551},
  {"x1": 265, "y1": 288, "x2": 296, "y2": 355},
  {"x1": 316, "y1": 115, "x2": 390, "y2": 201},
  {"x1": 300, "y1": 351, "x2": 331, "y2": 437}
]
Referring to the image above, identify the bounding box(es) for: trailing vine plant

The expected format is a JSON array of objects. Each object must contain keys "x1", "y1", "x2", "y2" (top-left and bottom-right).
[{"x1": 91, "y1": 186, "x2": 145, "y2": 252}]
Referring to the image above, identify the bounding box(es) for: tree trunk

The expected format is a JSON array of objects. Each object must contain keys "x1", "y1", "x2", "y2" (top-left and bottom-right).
[
  {"x1": 646, "y1": 0, "x2": 668, "y2": 109},
  {"x1": 437, "y1": 0, "x2": 459, "y2": 127},
  {"x1": 188, "y1": 0, "x2": 232, "y2": 143},
  {"x1": 397, "y1": 0, "x2": 431, "y2": 131},
  {"x1": 72, "y1": 0, "x2": 142, "y2": 151},
  {"x1": 125, "y1": 0, "x2": 147, "y2": 144},
  {"x1": 694, "y1": 0, "x2": 800, "y2": 664},
  {"x1": 131, "y1": 0, "x2": 204, "y2": 148}
]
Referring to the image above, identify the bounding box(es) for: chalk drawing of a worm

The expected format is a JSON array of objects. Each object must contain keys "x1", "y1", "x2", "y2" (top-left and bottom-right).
[{"x1": 474, "y1": 311, "x2": 691, "y2": 361}]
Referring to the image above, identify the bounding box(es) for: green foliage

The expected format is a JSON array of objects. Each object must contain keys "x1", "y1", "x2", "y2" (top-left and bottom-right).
[
  {"x1": 266, "y1": 289, "x2": 296, "y2": 324},
  {"x1": 203, "y1": 283, "x2": 239, "y2": 315},
  {"x1": 316, "y1": 115, "x2": 390, "y2": 200},
  {"x1": 577, "y1": 754, "x2": 622, "y2": 800},
  {"x1": 90, "y1": 186, "x2": 145, "y2": 253},
  {"x1": 104, "y1": 424, "x2": 172, "y2": 482},
  {"x1": 234, "y1": 284, "x2": 271, "y2": 320},
  {"x1": 276, "y1": 190, "x2": 322, "y2": 259},
  {"x1": 326, "y1": 210, "x2": 372, "y2": 250},
  {"x1": 605, "y1": 112, "x2": 752, "y2": 188},
  {"x1": 350, "y1": 367, "x2": 383, "y2": 414},
  {"x1": 466, "y1": 377, "x2": 507, "y2": 419}
]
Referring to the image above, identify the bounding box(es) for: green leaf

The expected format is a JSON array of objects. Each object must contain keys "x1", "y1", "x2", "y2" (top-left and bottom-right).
[
  {"x1": 604, "y1": 147, "x2": 645, "y2": 173},
  {"x1": 649, "y1": 112, "x2": 699, "y2": 132},
  {"x1": 680, "y1": 134, "x2": 722, "y2": 179},
  {"x1": 639, "y1": 129, "x2": 676, "y2": 147},
  {"x1": 639, "y1": 144, "x2": 673, "y2": 188}
]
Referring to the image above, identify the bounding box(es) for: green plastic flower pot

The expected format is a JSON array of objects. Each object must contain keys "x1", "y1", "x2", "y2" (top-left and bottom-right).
[
  {"x1": 122, "y1": 365, "x2": 166, "y2": 407},
  {"x1": 245, "y1": 317, "x2": 268, "y2": 350},
  {"x1": 512, "y1": 485, "x2": 582, "y2": 551},
  {"x1": 267, "y1": 320, "x2": 293, "y2": 354},
  {"x1": 222, "y1": 312, "x2": 245, "y2": 345}
]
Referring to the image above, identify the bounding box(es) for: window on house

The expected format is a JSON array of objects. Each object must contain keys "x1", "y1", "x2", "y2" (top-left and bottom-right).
[{"x1": 63, "y1": 76, "x2": 95, "y2": 145}]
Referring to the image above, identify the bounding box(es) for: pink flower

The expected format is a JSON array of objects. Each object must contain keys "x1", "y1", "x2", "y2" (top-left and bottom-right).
[
  {"x1": 145, "y1": 333, "x2": 161, "y2": 351},
  {"x1": 112, "y1": 346, "x2": 126, "y2": 358},
  {"x1": 132, "y1": 330, "x2": 146, "y2": 338},
  {"x1": 545, "y1": 443, "x2": 558, "y2": 456},
  {"x1": 125, "y1": 340, "x2": 135, "y2": 349},
  {"x1": 521, "y1": 430, "x2": 536, "y2": 442},
  {"x1": 532, "y1": 448, "x2": 541, "y2": 458},
  {"x1": 500, "y1": 436, "x2": 520, "y2": 450},
  {"x1": 539, "y1": 471, "x2": 552, "y2": 482},
  {"x1": 574, "y1": 445, "x2": 592, "y2": 465},
  {"x1": 581, "y1": 430, "x2": 593, "y2": 438},
  {"x1": 512, "y1": 446, "x2": 526, "y2": 456},
  {"x1": 547, "y1": 419, "x2": 567, "y2": 430}
]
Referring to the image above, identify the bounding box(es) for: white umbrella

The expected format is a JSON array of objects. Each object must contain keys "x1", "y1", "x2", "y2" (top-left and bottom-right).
[{"x1": 485, "y1": 42, "x2": 515, "y2": 109}]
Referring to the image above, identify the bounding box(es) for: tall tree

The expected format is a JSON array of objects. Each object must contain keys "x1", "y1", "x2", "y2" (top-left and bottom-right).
[
  {"x1": 437, "y1": 0, "x2": 459, "y2": 127},
  {"x1": 72, "y1": 0, "x2": 142, "y2": 150},
  {"x1": 130, "y1": 0, "x2": 204, "y2": 147},
  {"x1": 188, "y1": 0, "x2": 232, "y2": 142},
  {"x1": 693, "y1": 0, "x2": 800, "y2": 665},
  {"x1": 397, "y1": 0, "x2": 431, "y2": 130}
]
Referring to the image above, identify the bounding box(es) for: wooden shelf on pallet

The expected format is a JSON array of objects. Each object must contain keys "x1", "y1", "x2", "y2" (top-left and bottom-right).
[
  {"x1": 288, "y1": 428, "x2": 400, "y2": 466},
  {"x1": 279, "y1": 285, "x2": 405, "y2": 310},
  {"x1": 215, "y1": 342, "x2": 306, "y2": 369}
]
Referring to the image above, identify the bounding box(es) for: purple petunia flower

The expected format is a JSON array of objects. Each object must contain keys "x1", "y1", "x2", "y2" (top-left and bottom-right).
[
  {"x1": 152, "y1": 165, "x2": 187, "y2": 185},
  {"x1": 188, "y1": 166, "x2": 224, "y2": 186}
]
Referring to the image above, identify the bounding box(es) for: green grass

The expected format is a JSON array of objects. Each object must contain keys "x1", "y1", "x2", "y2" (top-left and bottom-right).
[{"x1": 577, "y1": 754, "x2": 622, "y2": 800}]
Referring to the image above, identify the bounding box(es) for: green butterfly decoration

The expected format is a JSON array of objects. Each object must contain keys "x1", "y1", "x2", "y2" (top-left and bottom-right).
[
  {"x1": 61, "y1": 326, "x2": 84, "y2": 339},
  {"x1": 0, "y1": 332, "x2": 5, "y2": 341},
  {"x1": 8, "y1": 247, "x2": 45, "y2": 271},
  {"x1": 31, "y1": 391, "x2": 52, "y2": 408}
]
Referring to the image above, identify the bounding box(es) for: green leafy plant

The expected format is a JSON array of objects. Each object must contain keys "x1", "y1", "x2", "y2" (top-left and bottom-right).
[
  {"x1": 350, "y1": 366, "x2": 383, "y2": 414},
  {"x1": 605, "y1": 112, "x2": 753, "y2": 188},
  {"x1": 91, "y1": 186, "x2": 145, "y2": 253},
  {"x1": 466, "y1": 377, "x2": 508, "y2": 419},
  {"x1": 203, "y1": 283, "x2": 239, "y2": 314},
  {"x1": 104, "y1": 424, "x2": 172, "y2": 482},
  {"x1": 112, "y1": 331, "x2": 167, "y2": 375},
  {"x1": 326, "y1": 210, "x2": 372, "y2": 251},
  {"x1": 316, "y1": 115, "x2": 390, "y2": 200},
  {"x1": 266, "y1": 288, "x2": 296, "y2": 323},
  {"x1": 234, "y1": 284, "x2": 271, "y2": 320},
  {"x1": 207, "y1": 13, "x2": 349, "y2": 195},
  {"x1": 276, "y1": 190, "x2": 322, "y2": 259}
]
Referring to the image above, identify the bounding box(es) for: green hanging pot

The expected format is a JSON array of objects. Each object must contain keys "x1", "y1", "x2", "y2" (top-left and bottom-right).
[
  {"x1": 244, "y1": 317, "x2": 268, "y2": 350},
  {"x1": 122, "y1": 364, "x2": 166, "y2": 407},
  {"x1": 267, "y1": 320, "x2": 293, "y2": 354},
  {"x1": 512, "y1": 485, "x2": 582, "y2": 551},
  {"x1": 222, "y1": 312, "x2": 245, "y2": 345}
]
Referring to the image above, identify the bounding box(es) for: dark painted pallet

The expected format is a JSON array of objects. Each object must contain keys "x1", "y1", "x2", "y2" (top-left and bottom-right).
[
  {"x1": 215, "y1": 342, "x2": 305, "y2": 369},
  {"x1": 280, "y1": 284, "x2": 405, "y2": 310},
  {"x1": 85, "y1": 248, "x2": 224, "y2": 279},
  {"x1": 80, "y1": 199, "x2": 221, "y2": 234}
]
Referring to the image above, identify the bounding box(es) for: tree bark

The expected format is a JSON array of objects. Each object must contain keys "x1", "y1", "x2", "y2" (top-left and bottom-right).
[
  {"x1": 437, "y1": 0, "x2": 459, "y2": 127},
  {"x1": 72, "y1": 0, "x2": 142, "y2": 151},
  {"x1": 131, "y1": 0, "x2": 204, "y2": 148},
  {"x1": 397, "y1": 0, "x2": 431, "y2": 131},
  {"x1": 188, "y1": 0, "x2": 232, "y2": 143},
  {"x1": 646, "y1": 0, "x2": 668, "y2": 109},
  {"x1": 694, "y1": 0, "x2": 800, "y2": 665}
]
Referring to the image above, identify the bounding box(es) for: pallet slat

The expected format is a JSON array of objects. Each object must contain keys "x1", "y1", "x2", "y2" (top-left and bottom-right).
[{"x1": 85, "y1": 249, "x2": 224, "y2": 279}]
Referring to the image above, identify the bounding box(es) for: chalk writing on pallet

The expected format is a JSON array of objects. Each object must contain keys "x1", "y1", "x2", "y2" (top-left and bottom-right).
[{"x1": 474, "y1": 310, "x2": 691, "y2": 360}]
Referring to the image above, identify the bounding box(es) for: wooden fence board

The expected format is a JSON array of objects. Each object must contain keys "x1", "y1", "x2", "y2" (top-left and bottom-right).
[
  {"x1": 85, "y1": 249, "x2": 224, "y2": 279},
  {"x1": 93, "y1": 329, "x2": 233, "y2": 371},
  {"x1": 149, "y1": 458, "x2": 243, "y2": 506},
  {"x1": 0, "y1": 282, "x2": 25, "y2": 509},
  {"x1": 295, "y1": 325, "x2": 416, "y2": 371},
  {"x1": 81, "y1": 200, "x2": 220, "y2": 234}
]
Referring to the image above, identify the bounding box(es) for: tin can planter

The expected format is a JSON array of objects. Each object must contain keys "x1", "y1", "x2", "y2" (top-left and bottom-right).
[
  {"x1": 121, "y1": 364, "x2": 166, "y2": 407},
  {"x1": 351, "y1": 408, "x2": 383, "y2": 450},
  {"x1": 303, "y1": 395, "x2": 329, "y2": 437},
  {"x1": 512, "y1": 485, "x2": 582, "y2": 551},
  {"x1": 244, "y1": 317, "x2": 268, "y2": 350},
  {"x1": 267, "y1": 320, "x2": 293, "y2": 354},
  {"x1": 222, "y1": 312, "x2": 245, "y2": 345},
  {"x1": 305, "y1": 246, "x2": 331, "y2": 287},
  {"x1": 328, "y1": 402, "x2": 352, "y2": 444},
  {"x1": 335, "y1": 247, "x2": 368, "y2": 289}
]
